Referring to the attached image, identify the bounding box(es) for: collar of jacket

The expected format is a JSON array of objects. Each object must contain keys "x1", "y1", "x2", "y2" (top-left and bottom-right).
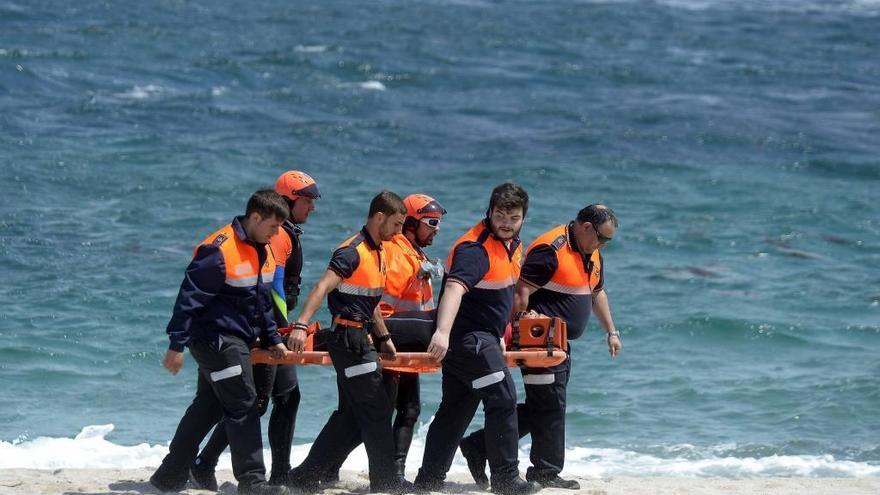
[
  {"x1": 232, "y1": 215, "x2": 262, "y2": 246},
  {"x1": 283, "y1": 219, "x2": 304, "y2": 237},
  {"x1": 360, "y1": 225, "x2": 382, "y2": 251}
]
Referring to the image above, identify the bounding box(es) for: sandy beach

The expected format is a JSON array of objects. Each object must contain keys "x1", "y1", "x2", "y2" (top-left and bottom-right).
[{"x1": 1, "y1": 469, "x2": 878, "y2": 495}]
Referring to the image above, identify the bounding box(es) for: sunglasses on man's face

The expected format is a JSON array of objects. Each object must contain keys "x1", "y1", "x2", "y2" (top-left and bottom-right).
[
  {"x1": 420, "y1": 217, "x2": 441, "y2": 229},
  {"x1": 592, "y1": 224, "x2": 613, "y2": 244}
]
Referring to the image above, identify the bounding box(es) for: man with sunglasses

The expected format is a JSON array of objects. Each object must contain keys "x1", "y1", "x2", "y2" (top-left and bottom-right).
[
  {"x1": 379, "y1": 194, "x2": 446, "y2": 477},
  {"x1": 460, "y1": 204, "x2": 622, "y2": 490}
]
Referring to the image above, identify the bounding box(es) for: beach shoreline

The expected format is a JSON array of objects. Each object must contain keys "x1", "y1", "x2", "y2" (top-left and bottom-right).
[{"x1": 1, "y1": 469, "x2": 879, "y2": 495}]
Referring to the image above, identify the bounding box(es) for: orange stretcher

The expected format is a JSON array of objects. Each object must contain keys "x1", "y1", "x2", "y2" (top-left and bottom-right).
[{"x1": 251, "y1": 317, "x2": 568, "y2": 372}]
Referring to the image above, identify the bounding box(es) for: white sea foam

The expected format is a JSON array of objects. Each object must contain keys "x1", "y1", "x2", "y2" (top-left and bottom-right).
[
  {"x1": 114, "y1": 84, "x2": 165, "y2": 100},
  {"x1": 294, "y1": 45, "x2": 328, "y2": 53},
  {"x1": 584, "y1": 0, "x2": 880, "y2": 16},
  {"x1": 358, "y1": 81, "x2": 387, "y2": 91},
  {"x1": 2, "y1": 425, "x2": 879, "y2": 478}
]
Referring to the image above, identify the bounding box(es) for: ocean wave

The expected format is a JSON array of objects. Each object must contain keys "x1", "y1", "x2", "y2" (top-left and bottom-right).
[
  {"x1": 113, "y1": 84, "x2": 166, "y2": 100},
  {"x1": 651, "y1": 0, "x2": 880, "y2": 16},
  {"x1": 294, "y1": 45, "x2": 328, "y2": 54},
  {"x1": 2, "y1": 425, "x2": 878, "y2": 478},
  {"x1": 358, "y1": 81, "x2": 387, "y2": 91}
]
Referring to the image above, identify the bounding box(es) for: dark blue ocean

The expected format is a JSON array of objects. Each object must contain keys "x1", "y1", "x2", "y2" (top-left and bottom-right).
[{"x1": 2, "y1": 0, "x2": 879, "y2": 477}]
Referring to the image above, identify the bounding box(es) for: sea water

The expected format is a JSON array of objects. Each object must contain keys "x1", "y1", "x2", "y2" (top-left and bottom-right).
[{"x1": 1, "y1": 0, "x2": 878, "y2": 478}]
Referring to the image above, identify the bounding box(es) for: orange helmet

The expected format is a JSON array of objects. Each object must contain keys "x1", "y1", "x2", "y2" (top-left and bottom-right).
[
  {"x1": 404, "y1": 194, "x2": 446, "y2": 220},
  {"x1": 275, "y1": 170, "x2": 320, "y2": 201}
]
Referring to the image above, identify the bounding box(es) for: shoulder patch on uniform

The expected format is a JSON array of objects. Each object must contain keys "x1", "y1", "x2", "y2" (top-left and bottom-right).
[
  {"x1": 212, "y1": 233, "x2": 228, "y2": 246},
  {"x1": 550, "y1": 234, "x2": 567, "y2": 251}
]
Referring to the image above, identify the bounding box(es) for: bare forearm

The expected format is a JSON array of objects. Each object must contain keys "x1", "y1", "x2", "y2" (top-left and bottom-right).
[
  {"x1": 435, "y1": 281, "x2": 466, "y2": 336},
  {"x1": 296, "y1": 271, "x2": 340, "y2": 325},
  {"x1": 295, "y1": 288, "x2": 324, "y2": 325},
  {"x1": 371, "y1": 306, "x2": 389, "y2": 337},
  {"x1": 513, "y1": 281, "x2": 538, "y2": 315},
  {"x1": 592, "y1": 289, "x2": 616, "y2": 333}
]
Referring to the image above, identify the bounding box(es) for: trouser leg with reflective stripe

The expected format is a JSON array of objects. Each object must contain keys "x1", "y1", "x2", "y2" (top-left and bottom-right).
[
  {"x1": 520, "y1": 357, "x2": 570, "y2": 481},
  {"x1": 416, "y1": 359, "x2": 482, "y2": 483},
  {"x1": 154, "y1": 360, "x2": 225, "y2": 487},
  {"x1": 463, "y1": 356, "x2": 571, "y2": 481},
  {"x1": 197, "y1": 362, "x2": 278, "y2": 468},
  {"x1": 161, "y1": 335, "x2": 266, "y2": 487},
  {"x1": 296, "y1": 327, "x2": 396, "y2": 486},
  {"x1": 418, "y1": 332, "x2": 519, "y2": 484}
]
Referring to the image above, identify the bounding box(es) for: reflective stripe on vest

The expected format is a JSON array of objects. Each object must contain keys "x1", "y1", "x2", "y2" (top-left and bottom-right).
[
  {"x1": 198, "y1": 223, "x2": 275, "y2": 290},
  {"x1": 527, "y1": 224, "x2": 600, "y2": 295},
  {"x1": 380, "y1": 292, "x2": 436, "y2": 312},
  {"x1": 338, "y1": 283, "x2": 383, "y2": 297}
]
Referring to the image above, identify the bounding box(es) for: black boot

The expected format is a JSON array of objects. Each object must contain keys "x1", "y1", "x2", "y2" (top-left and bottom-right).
[
  {"x1": 238, "y1": 481, "x2": 291, "y2": 495},
  {"x1": 395, "y1": 458, "x2": 407, "y2": 478},
  {"x1": 413, "y1": 470, "x2": 444, "y2": 493},
  {"x1": 268, "y1": 463, "x2": 293, "y2": 486},
  {"x1": 150, "y1": 465, "x2": 188, "y2": 493},
  {"x1": 528, "y1": 475, "x2": 579, "y2": 490},
  {"x1": 372, "y1": 476, "x2": 414, "y2": 494},
  {"x1": 491, "y1": 477, "x2": 542, "y2": 495},
  {"x1": 284, "y1": 466, "x2": 319, "y2": 494},
  {"x1": 189, "y1": 456, "x2": 219, "y2": 491},
  {"x1": 459, "y1": 437, "x2": 489, "y2": 490}
]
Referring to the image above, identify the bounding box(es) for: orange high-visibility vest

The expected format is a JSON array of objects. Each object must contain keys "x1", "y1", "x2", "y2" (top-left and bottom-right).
[
  {"x1": 328, "y1": 230, "x2": 386, "y2": 321},
  {"x1": 527, "y1": 224, "x2": 601, "y2": 295},
  {"x1": 197, "y1": 223, "x2": 276, "y2": 290},
  {"x1": 448, "y1": 221, "x2": 522, "y2": 291},
  {"x1": 445, "y1": 220, "x2": 522, "y2": 337},
  {"x1": 379, "y1": 234, "x2": 434, "y2": 317}
]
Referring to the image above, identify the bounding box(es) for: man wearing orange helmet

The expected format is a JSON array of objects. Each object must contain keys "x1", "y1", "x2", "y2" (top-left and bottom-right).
[
  {"x1": 318, "y1": 194, "x2": 447, "y2": 483},
  {"x1": 380, "y1": 194, "x2": 446, "y2": 477},
  {"x1": 191, "y1": 171, "x2": 320, "y2": 490}
]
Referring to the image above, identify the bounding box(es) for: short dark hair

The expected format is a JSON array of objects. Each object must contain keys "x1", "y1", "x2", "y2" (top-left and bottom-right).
[
  {"x1": 576, "y1": 204, "x2": 618, "y2": 229},
  {"x1": 488, "y1": 182, "x2": 529, "y2": 217},
  {"x1": 246, "y1": 188, "x2": 290, "y2": 221},
  {"x1": 368, "y1": 191, "x2": 406, "y2": 218}
]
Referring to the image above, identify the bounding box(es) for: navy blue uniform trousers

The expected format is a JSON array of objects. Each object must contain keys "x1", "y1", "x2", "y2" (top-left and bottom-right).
[
  {"x1": 417, "y1": 331, "x2": 520, "y2": 484},
  {"x1": 463, "y1": 354, "x2": 570, "y2": 481},
  {"x1": 291, "y1": 325, "x2": 397, "y2": 488},
  {"x1": 197, "y1": 362, "x2": 300, "y2": 476},
  {"x1": 154, "y1": 334, "x2": 267, "y2": 487}
]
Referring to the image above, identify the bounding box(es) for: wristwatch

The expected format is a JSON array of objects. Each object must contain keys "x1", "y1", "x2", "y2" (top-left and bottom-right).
[
  {"x1": 374, "y1": 333, "x2": 391, "y2": 344},
  {"x1": 607, "y1": 330, "x2": 621, "y2": 339}
]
